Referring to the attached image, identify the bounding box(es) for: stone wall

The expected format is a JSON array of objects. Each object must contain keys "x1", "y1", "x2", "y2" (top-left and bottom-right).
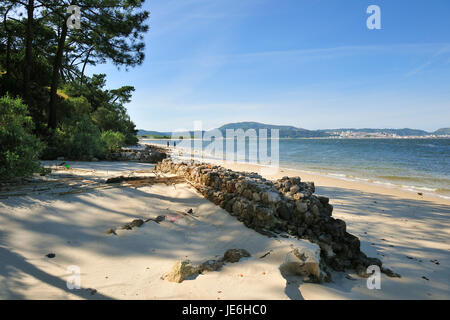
[{"x1": 155, "y1": 159, "x2": 398, "y2": 279}]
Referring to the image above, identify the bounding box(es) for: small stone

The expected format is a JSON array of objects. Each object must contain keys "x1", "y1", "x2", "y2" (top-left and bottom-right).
[
  {"x1": 356, "y1": 265, "x2": 369, "y2": 278},
  {"x1": 265, "y1": 191, "x2": 281, "y2": 204},
  {"x1": 150, "y1": 215, "x2": 165, "y2": 223},
  {"x1": 223, "y1": 249, "x2": 251, "y2": 263},
  {"x1": 381, "y1": 267, "x2": 401, "y2": 278},
  {"x1": 304, "y1": 211, "x2": 314, "y2": 225},
  {"x1": 296, "y1": 201, "x2": 308, "y2": 213},
  {"x1": 120, "y1": 224, "x2": 132, "y2": 230},
  {"x1": 198, "y1": 260, "x2": 224, "y2": 273},
  {"x1": 317, "y1": 196, "x2": 329, "y2": 205},
  {"x1": 290, "y1": 185, "x2": 300, "y2": 194},
  {"x1": 130, "y1": 219, "x2": 145, "y2": 228},
  {"x1": 284, "y1": 181, "x2": 291, "y2": 192},
  {"x1": 276, "y1": 205, "x2": 291, "y2": 220},
  {"x1": 311, "y1": 205, "x2": 320, "y2": 216},
  {"x1": 46, "y1": 253, "x2": 56, "y2": 259},
  {"x1": 105, "y1": 228, "x2": 117, "y2": 235},
  {"x1": 293, "y1": 192, "x2": 305, "y2": 200}
]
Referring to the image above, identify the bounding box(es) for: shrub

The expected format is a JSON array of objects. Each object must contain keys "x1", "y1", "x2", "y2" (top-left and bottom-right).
[
  {"x1": 101, "y1": 130, "x2": 125, "y2": 153},
  {"x1": 43, "y1": 114, "x2": 105, "y2": 160},
  {"x1": 66, "y1": 96, "x2": 91, "y2": 116},
  {"x1": 0, "y1": 95, "x2": 43, "y2": 178},
  {"x1": 60, "y1": 115, "x2": 105, "y2": 160}
]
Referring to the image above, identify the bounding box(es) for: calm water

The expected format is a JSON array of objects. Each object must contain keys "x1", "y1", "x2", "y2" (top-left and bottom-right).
[{"x1": 144, "y1": 138, "x2": 450, "y2": 199}]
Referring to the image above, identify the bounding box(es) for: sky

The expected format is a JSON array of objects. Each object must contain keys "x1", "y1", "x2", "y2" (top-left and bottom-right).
[{"x1": 86, "y1": 0, "x2": 450, "y2": 132}]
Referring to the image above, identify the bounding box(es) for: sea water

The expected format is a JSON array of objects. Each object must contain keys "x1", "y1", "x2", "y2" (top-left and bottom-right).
[{"x1": 144, "y1": 138, "x2": 450, "y2": 199}]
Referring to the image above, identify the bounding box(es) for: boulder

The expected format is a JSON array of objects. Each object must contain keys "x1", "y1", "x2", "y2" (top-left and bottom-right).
[
  {"x1": 280, "y1": 245, "x2": 327, "y2": 283},
  {"x1": 165, "y1": 260, "x2": 199, "y2": 283}
]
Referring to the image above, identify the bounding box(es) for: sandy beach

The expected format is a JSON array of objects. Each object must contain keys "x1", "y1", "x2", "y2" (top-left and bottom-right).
[{"x1": 0, "y1": 151, "x2": 449, "y2": 299}]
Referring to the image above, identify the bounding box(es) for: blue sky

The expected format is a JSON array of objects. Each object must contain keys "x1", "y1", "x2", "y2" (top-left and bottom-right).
[{"x1": 86, "y1": 0, "x2": 450, "y2": 132}]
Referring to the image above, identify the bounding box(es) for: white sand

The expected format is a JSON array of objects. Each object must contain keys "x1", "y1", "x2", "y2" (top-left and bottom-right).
[{"x1": 0, "y1": 158, "x2": 449, "y2": 300}]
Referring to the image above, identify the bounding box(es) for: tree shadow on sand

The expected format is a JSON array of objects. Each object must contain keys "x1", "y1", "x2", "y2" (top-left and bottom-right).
[{"x1": 0, "y1": 244, "x2": 112, "y2": 300}]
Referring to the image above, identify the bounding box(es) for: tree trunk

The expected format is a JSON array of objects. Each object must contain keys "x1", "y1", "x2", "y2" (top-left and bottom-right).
[
  {"x1": 5, "y1": 35, "x2": 11, "y2": 85},
  {"x1": 3, "y1": 8, "x2": 11, "y2": 85},
  {"x1": 24, "y1": 0, "x2": 34, "y2": 103},
  {"x1": 48, "y1": 21, "x2": 68, "y2": 129}
]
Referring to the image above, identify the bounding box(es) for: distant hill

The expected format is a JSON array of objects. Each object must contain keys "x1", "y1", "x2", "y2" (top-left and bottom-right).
[
  {"x1": 138, "y1": 123, "x2": 450, "y2": 138},
  {"x1": 137, "y1": 129, "x2": 171, "y2": 137},
  {"x1": 433, "y1": 128, "x2": 450, "y2": 135},
  {"x1": 217, "y1": 122, "x2": 329, "y2": 138},
  {"x1": 138, "y1": 129, "x2": 201, "y2": 139}
]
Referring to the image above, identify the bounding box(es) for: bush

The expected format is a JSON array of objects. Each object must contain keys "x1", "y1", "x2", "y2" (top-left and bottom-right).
[
  {"x1": 101, "y1": 130, "x2": 125, "y2": 153},
  {"x1": 0, "y1": 95, "x2": 43, "y2": 178},
  {"x1": 43, "y1": 115, "x2": 105, "y2": 160}
]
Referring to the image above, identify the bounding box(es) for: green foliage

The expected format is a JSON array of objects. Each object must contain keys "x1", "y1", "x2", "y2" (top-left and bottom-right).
[
  {"x1": 47, "y1": 117, "x2": 103, "y2": 160},
  {"x1": 67, "y1": 96, "x2": 92, "y2": 115},
  {"x1": 141, "y1": 134, "x2": 171, "y2": 139},
  {"x1": 53, "y1": 115, "x2": 105, "y2": 160},
  {"x1": 0, "y1": 95, "x2": 43, "y2": 178},
  {"x1": 65, "y1": 78, "x2": 139, "y2": 146},
  {"x1": 0, "y1": 1, "x2": 147, "y2": 159},
  {"x1": 101, "y1": 130, "x2": 125, "y2": 153}
]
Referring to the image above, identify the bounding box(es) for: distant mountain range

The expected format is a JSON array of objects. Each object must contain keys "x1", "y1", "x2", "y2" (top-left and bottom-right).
[{"x1": 138, "y1": 122, "x2": 450, "y2": 138}]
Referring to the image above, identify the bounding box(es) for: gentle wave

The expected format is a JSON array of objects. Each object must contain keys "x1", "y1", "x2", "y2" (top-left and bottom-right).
[{"x1": 279, "y1": 164, "x2": 450, "y2": 200}]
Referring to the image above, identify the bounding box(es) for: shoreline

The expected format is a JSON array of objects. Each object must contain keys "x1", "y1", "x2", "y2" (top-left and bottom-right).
[
  {"x1": 143, "y1": 142, "x2": 450, "y2": 206},
  {"x1": 139, "y1": 136, "x2": 450, "y2": 140}
]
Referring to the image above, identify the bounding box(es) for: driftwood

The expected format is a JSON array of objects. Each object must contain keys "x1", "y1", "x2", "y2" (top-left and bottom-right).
[{"x1": 105, "y1": 175, "x2": 186, "y2": 186}]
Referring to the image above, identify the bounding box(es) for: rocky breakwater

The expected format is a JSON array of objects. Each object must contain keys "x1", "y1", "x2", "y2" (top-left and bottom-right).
[
  {"x1": 106, "y1": 144, "x2": 167, "y2": 163},
  {"x1": 155, "y1": 159, "x2": 400, "y2": 281}
]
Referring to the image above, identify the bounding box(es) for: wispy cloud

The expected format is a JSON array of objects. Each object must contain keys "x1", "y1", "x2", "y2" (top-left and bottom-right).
[
  {"x1": 151, "y1": 43, "x2": 450, "y2": 66},
  {"x1": 148, "y1": 0, "x2": 266, "y2": 38},
  {"x1": 406, "y1": 45, "x2": 450, "y2": 77}
]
